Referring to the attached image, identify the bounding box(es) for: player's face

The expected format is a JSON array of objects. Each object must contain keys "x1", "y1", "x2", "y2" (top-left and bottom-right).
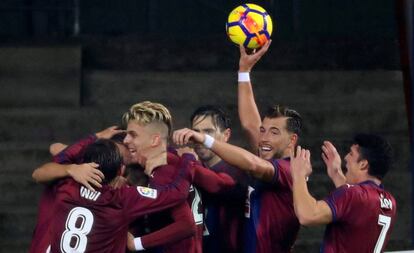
[
  {"x1": 115, "y1": 143, "x2": 132, "y2": 167},
  {"x1": 192, "y1": 115, "x2": 228, "y2": 165},
  {"x1": 124, "y1": 122, "x2": 154, "y2": 166},
  {"x1": 344, "y1": 144, "x2": 363, "y2": 184},
  {"x1": 258, "y1": 117, "x2": 293, "y2": 160}
]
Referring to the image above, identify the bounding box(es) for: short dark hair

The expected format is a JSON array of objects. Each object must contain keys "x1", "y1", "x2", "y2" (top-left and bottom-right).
[
  {"x1": 83, "y1": 139, "x2": 123, "y2": 184},
  {"x1": 263, "y1": 105, "x2": 302, "y2": 137},
  {"x1": 190, "y1": 105, "x2": 231, "y2": 131},
  {"x1": 353, "y1": 133, "x2": 393, "y2": 180},
  {"x1": 110, "y1": 131, "x2": 126, "y2": 144}
]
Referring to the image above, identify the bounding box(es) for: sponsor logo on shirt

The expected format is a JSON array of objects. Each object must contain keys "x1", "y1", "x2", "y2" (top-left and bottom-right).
[
  {"x1": 80, "y1": 186, "x2": 101, "y2": 201},
  {"x1": 380, "y1": 194, "x2": 393, "y2": 210},
  {"x1": 137, "y1": 186, "x2": 158, "y2": 199}
]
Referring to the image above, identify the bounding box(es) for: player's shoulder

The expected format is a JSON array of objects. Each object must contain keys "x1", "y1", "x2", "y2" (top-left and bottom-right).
[
  {"x1": 333, "y1": 181, "x2": 379, "y2": 202},
  {"x1": 269, "y1": 157, "x2": 290, "y2": 172}
]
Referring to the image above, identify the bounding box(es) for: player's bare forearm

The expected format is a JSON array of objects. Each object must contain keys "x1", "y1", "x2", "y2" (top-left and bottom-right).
[
  {"x1": 238, "y1": 42, "x2": 270, "y2": 150},
  {"x1": 173, "y1": 129, "x2": 275, "y2": 182},
  {"x1": 32, "y1": 162, "x2": 70, "y2": 184},
  {"x1": 238, "y1": 81, "x2": 261, "y2": 150},
  {"x1": 292, "y1": 177, "x2": 332, "y2": 226},
  {"x1": 210, "y1": 139, "x2": 275, "y2": 181},
  {"x1": 322, "y1": 141, "x2": 346, "y2": 187},
  {"x1": 330, "y1": 174, "x2": 347, "y2": 188},
  {"x1": 33, "y1": 162, "x2": 103, "y2": 191},
  {"x1": 291, "y1": 146, "x2": 332, "y2": 225}
]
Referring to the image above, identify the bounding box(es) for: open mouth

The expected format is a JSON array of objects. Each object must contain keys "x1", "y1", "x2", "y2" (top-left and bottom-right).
[
  {"x1": 259, "y1": 145, "x2": 273, "y2": 152},
  {"x1": 128, "y1": 148, "x2": 137, "y2": 156}
]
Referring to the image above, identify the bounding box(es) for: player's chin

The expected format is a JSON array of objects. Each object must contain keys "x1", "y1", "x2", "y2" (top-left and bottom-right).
[{"x1": 259, "y1": 150, "x2": 273, "y2": 160}]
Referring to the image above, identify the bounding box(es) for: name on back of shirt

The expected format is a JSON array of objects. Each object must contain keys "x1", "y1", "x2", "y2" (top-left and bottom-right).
[
  {"x1": 80, "y1": 186, "x2": 101, "y2": 201},
  {"x1": 380, "y1": 194, "x2": 392, "y2": 210}
]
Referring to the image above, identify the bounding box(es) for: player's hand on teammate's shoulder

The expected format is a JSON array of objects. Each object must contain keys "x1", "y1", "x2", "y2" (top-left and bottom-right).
[
  {"x1": 239, "y1": 40, "x2": 272, "y2": 72},
  {"x1": 95, "y1": 125, "x2": 125, "y2": 139},
  {"x1": 290, "y1": 146, "x2": 312, "y2": 181},
  {"x1": 67, "y1": 162, "x2": 104, "y2": 191}
]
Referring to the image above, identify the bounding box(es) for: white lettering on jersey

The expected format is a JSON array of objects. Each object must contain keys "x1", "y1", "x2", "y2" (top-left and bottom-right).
[
  {"x1": 379, "y1": 194, "x2": 393, "y2": 210},
  {"x1": 137, "y1": 186, "x2": 158, "y2": 199},
  {"x1": 245, "y1": 185, "x2": 255, "y2": 218},
  {"x1": 80, "y1": 186, "x2": 101, "y2": 201}
]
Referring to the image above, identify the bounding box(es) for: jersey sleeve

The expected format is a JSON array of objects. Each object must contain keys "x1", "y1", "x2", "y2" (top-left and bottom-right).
[
  {"x1": 269, "y1": 158, "x2": 292, "y2": 188},
  {"x1": 52, "y1": 135, "x2": 96, "y2": 164},
  {"x1": 193, "y1": 162, "x2": 236, "y2": 193},
  {"x1": 323, "y1": 184, "x2": 354, "y2": 222},
  {"x1": 141, "y1": 202, "x2": 196, "y2": 249}
]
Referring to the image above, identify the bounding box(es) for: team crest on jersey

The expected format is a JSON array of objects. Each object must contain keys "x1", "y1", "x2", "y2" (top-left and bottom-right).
[{"x1": 137, "y1": 186, "x2": 158, "y2": 199}]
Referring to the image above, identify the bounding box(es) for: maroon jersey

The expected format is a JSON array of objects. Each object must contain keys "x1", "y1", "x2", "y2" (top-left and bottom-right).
[
  {"x1": 49, "y1": 166, "x2": 190, "y2": 253},
  {"x1": 144, "y1": 154, "x2": 204, "y2": 253},
  {"x1": 29, "y1": 135, "x2": 97, "y2": 253},
  {"x1": 322, "y1": 180, "x2": 397, "y2": 253},
  {"x1": 198, "y1": 160, "x2": 248, "y2": 253},
  {"x1": 244, "y1": 158, "x2": 299, "y2": 253},
  {"x1": 162, "y1": 185, "x2": 204, "y2": 253}
]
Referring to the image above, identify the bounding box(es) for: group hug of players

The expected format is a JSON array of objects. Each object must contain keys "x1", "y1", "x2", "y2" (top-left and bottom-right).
[{"x1": 29, "y1": 41, "x2": 396, "y2": 253}]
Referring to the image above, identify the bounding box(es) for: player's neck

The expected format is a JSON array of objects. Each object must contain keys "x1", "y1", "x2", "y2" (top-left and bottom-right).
[
  {"x1": 205, "y1": 155, "x2": 222, "y2": 168},
  {"x1": 351, "y1": 174, "x2": 382, "y2": 186},
  {"x1": 364, "y1": 175, "x2": 382, "y2": 186},
  {"x1": 144, "y1": 146, "x2": 168, "y2": 176}
]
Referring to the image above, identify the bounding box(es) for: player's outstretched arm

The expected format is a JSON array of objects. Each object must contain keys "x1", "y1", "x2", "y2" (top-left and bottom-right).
[
  {"x1": 32, "y1": 162, "x2": 103, "y2": 191},
  {"x1": 50, "y1": 125, "x2": 124, "y2": 161},
  {"x1": 291, "y1": 146, "x2": 332, "y2": 226},
  {"x1": 238, "y1": 41, "x2": 271, "y2": 150},
  {"x1": 322, "y1": 141, "x2": 346, "y2": 187},
  {"x1": 173, "y1": 128, "x2": 275, "y2": 182}
]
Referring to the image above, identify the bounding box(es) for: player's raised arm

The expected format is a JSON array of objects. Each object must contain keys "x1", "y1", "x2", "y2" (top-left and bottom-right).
[
  {"x1": 238, "y1": 41, "x2": 271, "y2": 150},
  {"x1": 290, "y1": 146, "x2": 332, "y2": 226},
  {"x1": 321, "y1": 141, "x2": 346, "y2": 188},
  {"x1": 173, "y1": 128, "x2": 275, "y2": 182}
]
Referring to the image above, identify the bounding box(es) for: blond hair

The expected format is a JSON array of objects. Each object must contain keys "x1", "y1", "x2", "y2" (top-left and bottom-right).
[{"x1": 122, "y1": 101, "x2": 172, "y2": 137}]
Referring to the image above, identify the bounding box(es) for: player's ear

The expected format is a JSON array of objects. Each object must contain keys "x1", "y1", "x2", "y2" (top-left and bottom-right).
[
  {"x1": 359, "y1": 159, "x2": 369, "y2": 171},
  {"x1": 151, "y1": 133, "x2": 162, "y2": 147},
  {"x1": 289, "y1": 133, "x2": 298, "y2": 148},
  {"x1": 223, "y1": 128, "x2": 231, "y2": 142}
]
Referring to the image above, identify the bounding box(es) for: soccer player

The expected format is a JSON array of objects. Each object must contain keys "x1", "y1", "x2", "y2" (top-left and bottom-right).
[
  {"x1": 48, "y1": 138, "x2": 192, "y2": 253},
  {"x1": 32, "y1": 103, "x2": 198, "y2": 252},
  {"x1": 29, "y1": 126, "x2": 125, "y2": 253},
  {"x1": 237, "y1": 40, "x2": 303, "y2": 252},
  {"x1": 122, "y1": 101, "x2": 201, "y2": 253},
  {"x1": 190, "y1": 105, "x2": 248, "y2": 253},
  {"x1": 290, "y1": 134, "x2": 396, "y2": 253},
  {"x1": 124, "y1": 103, "x2": 239, "y2": 253}
]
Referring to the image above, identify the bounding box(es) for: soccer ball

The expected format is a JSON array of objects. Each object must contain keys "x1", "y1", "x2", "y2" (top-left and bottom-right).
[{"x1": 226, "y1": 4, "x2": 273, "y2": 49}]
